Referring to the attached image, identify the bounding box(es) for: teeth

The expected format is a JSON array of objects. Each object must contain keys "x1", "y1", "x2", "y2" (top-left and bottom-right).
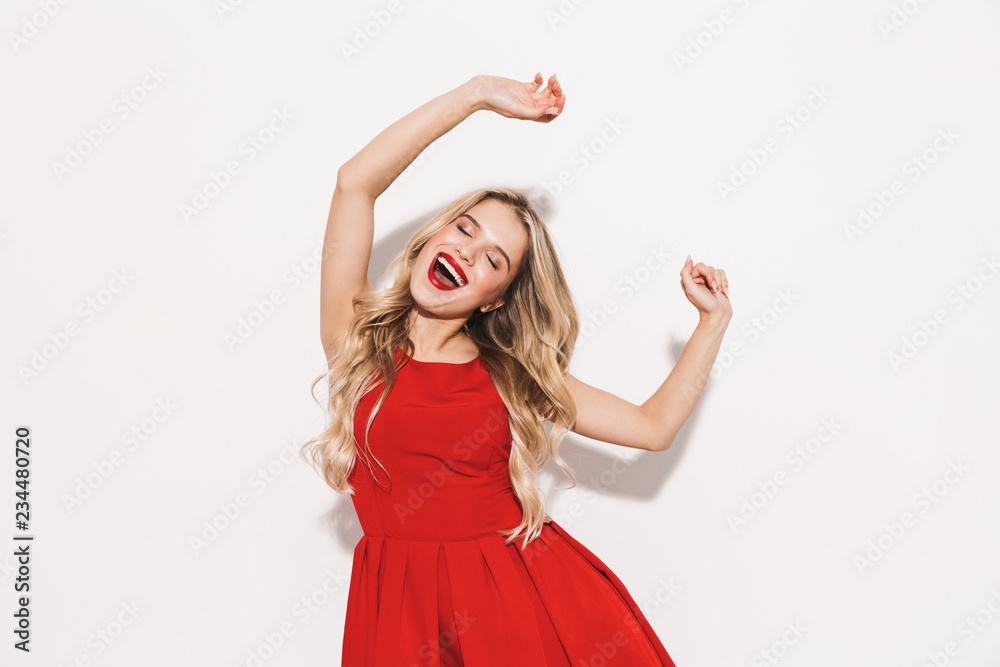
[{"x1": 437, "y1": 255, "x2": 465, "y2": 287}]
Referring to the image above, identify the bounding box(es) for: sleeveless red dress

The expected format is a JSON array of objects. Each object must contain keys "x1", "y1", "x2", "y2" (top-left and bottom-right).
[{"x1": 342, "y1": 346, "x2": 677, "y2": 666}]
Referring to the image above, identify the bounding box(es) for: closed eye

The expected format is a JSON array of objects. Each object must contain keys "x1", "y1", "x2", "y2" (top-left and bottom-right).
[{"x1": 457, "y1": 224, "x2": 499, "y2": 270}]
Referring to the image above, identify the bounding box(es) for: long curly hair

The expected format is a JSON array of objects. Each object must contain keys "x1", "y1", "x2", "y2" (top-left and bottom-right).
[{"x1": 300, "y1": 187, "x2": 580, "y2": 549}]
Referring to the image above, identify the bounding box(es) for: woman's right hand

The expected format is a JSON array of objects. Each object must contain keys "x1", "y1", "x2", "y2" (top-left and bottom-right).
[{"x1": 473, "y1": 73, "x2": 565, "y2": 122}]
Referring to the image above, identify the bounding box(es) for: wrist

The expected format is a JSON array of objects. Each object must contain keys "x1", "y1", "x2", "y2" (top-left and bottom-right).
[
  {"x1": 697, "y1": 312, "x2": 730, "y2": 333},
  {"x1": 456, "y1": 76, "x2": 488, "y2": 114}
]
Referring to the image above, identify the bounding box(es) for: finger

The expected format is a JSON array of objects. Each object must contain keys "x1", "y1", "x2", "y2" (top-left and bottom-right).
[
  {"x1": 707, "y1": 267, "x2": 722, "y2": 296},
  {"x1": 693, "y1": 264, "x2": 720, "y2": 295},
  {"x1": 543, "y1": 87, "x2": 565, "y2": 110},
  {"x1": 697, "y1": 265, "x2": 719, "y2": 294},
  {"x1": 680, "y1": 254, "x2": 694, "y2": 276},
  {"x1": 542, "y1": 74, "x2": 562, "y2": 100},
  {"x1": 718, "y1": 269, "x2": 728, "y2": 297},
  {"x1": 683, "y1": 257, "x2": 710, "y2": 290},
  {"x1": 691, "y1": 261, "x2": 709, "y2": 283},
  {"x1": 536, "y1": 107, "x2": 558, "y2": 123},
  {"x1": 546, "y1": 87, "x2": 566, "y2": 113},
  {"x1": 541, "y1": 92, "x2": 561, "y2": 115},
  {"x1": 679, "y1": 256, "x2": 698, "y2": 291},
  {"x1": 711, "y1": 269, "x2": 727, "y2": 299}
]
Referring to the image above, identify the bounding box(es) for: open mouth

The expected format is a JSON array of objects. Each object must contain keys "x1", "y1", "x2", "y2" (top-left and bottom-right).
[{"x1": 428, "y1": 252, "x2": 467, "y2": 290}]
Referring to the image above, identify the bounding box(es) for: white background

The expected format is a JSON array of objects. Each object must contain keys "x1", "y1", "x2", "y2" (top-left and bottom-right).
[{"x1": 3, "y1": 0, "x2": 999, "y2": 665}]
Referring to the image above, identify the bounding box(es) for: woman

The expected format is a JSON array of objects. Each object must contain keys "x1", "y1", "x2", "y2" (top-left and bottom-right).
[{"x1": 302, "y1": 72, "x2": 731, "y2": 666}]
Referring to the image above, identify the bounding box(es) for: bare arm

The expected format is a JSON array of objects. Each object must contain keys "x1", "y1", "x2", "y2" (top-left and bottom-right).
[
  {"x1": 320, "y1": 73, "x2": 565, "y2": 360},
  {"x1": 549, "y1": 258, "x2": 732, "y2": 451},
  {"x1": 550, "y1": 315, "x2": 729, "y2": 451},
  {"x1": 320, "y1": 78, "x2": 486, "y2": 358},
  {"x1": 639, "y1": 315, "x2": 729, "y2": 450},
  {"x1": 335, "y1": 77, "x2": 486, "y2": 198}
]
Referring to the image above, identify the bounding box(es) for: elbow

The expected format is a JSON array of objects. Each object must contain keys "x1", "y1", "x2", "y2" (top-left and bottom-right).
[
  {"x1": 641, "y1": 410, "x2": 675, "y2": 452},
  {"x1": 649, "y1": 437, "x2": 674, "y2": 452},
  {"x1": 639, "y1": 403, "x2": 679, "y2": 452},
  {"x1": 334, "y1": 167, "x2": 357, "y2": 193},
  {"x1": 646, "y1": 426, "x2": 677, "y2": 452},
  {"x1": 334, "y1": 165, "x2": 371, "y2": 197}
]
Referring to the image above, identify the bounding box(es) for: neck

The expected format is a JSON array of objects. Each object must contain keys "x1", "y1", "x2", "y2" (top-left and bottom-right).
[{"x1": 405, "y1": 308, "x2": 475, "y2": 358}]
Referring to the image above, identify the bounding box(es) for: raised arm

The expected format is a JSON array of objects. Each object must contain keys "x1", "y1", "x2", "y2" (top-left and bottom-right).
[
  {"x1": 319, "y1": 77, "x2": 486, "y2": 360},
  {"x1": 638, "y1": 313, "x2": 729, "y2": 451},
  {"x1": 551, "y1": 257, "x2": 732, "y2": 451},
  {"x1": 320, "y1": 73, "x2": 565, "y2": 361}
]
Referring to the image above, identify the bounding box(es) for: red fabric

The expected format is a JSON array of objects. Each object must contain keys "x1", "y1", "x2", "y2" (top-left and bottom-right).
[{"x1": 342, "y1": 347, "x2": 677, "y2": 666}]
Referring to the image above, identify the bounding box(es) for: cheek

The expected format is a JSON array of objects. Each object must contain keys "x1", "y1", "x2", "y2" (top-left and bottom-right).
[{"x1": 477, "y1": 270, "x2": 504, "y2": 291}]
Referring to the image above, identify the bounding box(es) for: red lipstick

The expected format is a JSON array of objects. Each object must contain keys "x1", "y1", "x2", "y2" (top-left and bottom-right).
[{"x1": 428, "y1": 252, "x2": 467, "y2": 290}]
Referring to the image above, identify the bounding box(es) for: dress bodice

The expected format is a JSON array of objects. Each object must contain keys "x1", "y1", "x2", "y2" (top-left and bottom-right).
[{"x1": 347, "y1": 347, "x2": 524, "y2": 541}]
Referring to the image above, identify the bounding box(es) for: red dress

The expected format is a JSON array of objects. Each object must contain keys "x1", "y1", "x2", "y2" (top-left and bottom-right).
[{"x1": 342, "y1": 346, "x2": 677, "y2": 666}]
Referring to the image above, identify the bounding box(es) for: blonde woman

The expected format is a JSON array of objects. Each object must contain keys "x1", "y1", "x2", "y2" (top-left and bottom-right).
[{"x1": 302, "y1": 72, "x2": 731, "y2": 666}]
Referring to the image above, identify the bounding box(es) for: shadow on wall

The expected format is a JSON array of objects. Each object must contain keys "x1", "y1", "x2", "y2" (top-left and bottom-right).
[{"x1": 541, "y1": 334, "x2": 710, "y2": 506}]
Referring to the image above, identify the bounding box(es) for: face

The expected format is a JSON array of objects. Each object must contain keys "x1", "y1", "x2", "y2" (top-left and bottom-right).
[{"x1": 411, "y1": 199, "x2": 528, "y2": 317}]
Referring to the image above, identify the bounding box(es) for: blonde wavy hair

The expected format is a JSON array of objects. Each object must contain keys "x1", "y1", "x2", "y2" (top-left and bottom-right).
[{"x1": 300, "y1": 187, "x2": 580, "y2": 549}]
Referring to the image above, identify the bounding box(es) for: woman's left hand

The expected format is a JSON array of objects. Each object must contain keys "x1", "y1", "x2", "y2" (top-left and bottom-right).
[{"x1": 680, "y1": 255, "x2": 732, "y2": 322}]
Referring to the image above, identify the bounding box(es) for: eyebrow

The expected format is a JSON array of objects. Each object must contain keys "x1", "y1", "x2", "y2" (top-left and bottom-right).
[{"x1": 460, "y1": 214, "x2": 511, "y2": 270}]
